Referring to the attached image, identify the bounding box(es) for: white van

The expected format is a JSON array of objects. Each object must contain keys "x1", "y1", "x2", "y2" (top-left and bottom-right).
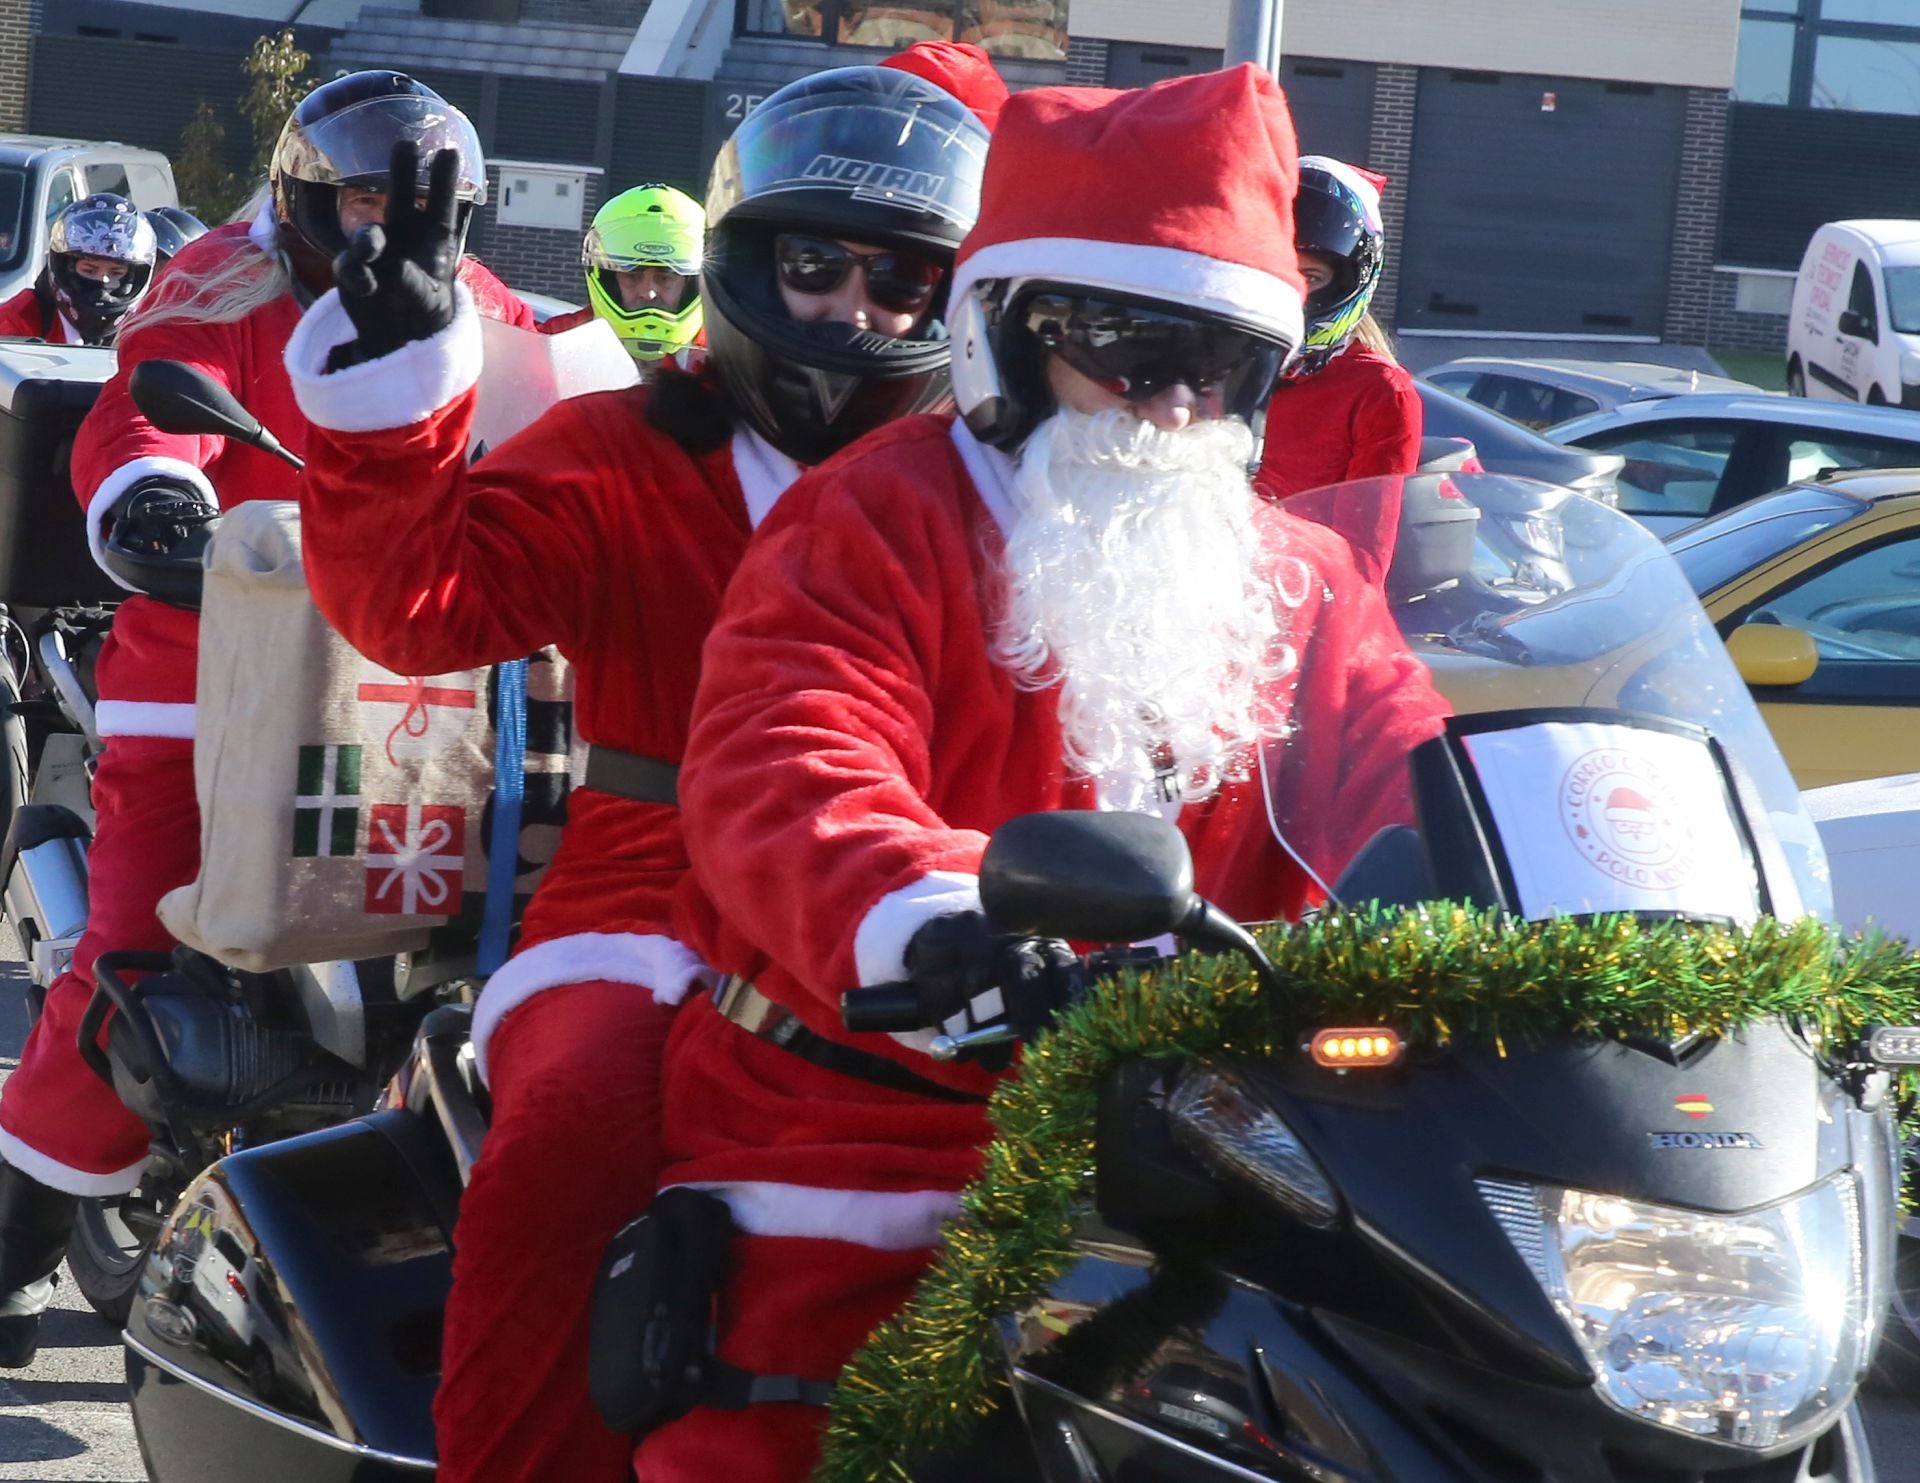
[{"x1": 1786, "y1": 220, "x2": 1920, "y2": 409}]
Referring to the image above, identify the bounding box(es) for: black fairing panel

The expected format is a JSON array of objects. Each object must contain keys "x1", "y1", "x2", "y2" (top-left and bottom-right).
[{"x1": 125, "y1": 1108, "x2": 458, "y2": 1475}]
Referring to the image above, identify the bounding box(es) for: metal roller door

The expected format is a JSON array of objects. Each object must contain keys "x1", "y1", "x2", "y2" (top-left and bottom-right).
[
  {"x1": 1395, "y1": 70, "x2": 1685, "y2": 338},
  {"x1": 1104, "y1": 46, "x2": 1376, "y2": 164}
]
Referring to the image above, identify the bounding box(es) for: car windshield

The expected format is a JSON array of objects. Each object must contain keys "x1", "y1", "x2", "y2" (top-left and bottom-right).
[
  {"x1": 0, "y1": 166, "x2": 27, "y2": 273},
  {"x1": 1665, "y1": 487, "x2": 1867, "y2": 595},
  {"x1": 1886, "y1": 266, "x2": 1920, "y2": 335}
]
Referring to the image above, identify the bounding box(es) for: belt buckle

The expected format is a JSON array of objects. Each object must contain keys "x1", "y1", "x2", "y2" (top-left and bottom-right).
[{"x1": 714, "y1": 975, "x2": 784, "y2": 1037}]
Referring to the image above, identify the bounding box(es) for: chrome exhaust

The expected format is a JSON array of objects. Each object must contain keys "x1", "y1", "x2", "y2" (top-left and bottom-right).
[{"x1": 2, "y1": 805, "x2": 89, "y2": 989}]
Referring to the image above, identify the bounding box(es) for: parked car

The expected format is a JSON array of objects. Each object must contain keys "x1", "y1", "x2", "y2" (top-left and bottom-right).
[
  {"x1": 0, "y1": 137, "x2": 178, "y2": 304},
  {"x1": 1412, "y1": 380, "x2": 1623, "y2": 501},
  {"x1": 1550, "y1": 392, "x2": 1920, "y2": 537},
  {"x1": 1786, "y1": 219, "x2": 1920, "y2": 408},
  {"x1": 1664, "y1": 468, "x2": 1920, "y2": 787},
  {"x1": 515, "y1": 290, "x2": 580, "y2": 325},
  {"x1": 1423, "y1": 356, "x2": 1757, "y2": 429}
]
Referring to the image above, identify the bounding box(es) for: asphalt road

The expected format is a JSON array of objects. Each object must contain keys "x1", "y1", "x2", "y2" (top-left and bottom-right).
[{"x1": 0, "y1": 935, "x2": 1916, "y2": 1480}]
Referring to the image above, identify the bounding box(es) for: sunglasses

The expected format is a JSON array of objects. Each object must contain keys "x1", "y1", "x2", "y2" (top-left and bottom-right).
[
  {"x1": 1021, "y1": 293, "x2": 1285, "y2": 406},
  {"x1": 774, "y1": 234, "x2": 944, "y2": 315}
]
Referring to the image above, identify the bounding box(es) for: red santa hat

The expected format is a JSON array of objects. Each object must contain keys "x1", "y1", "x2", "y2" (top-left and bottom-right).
[
  {"x1": 882, "y1": 40, "x2": 1009, "y2": 130},
  {"x1": 949, "y1": 64, "x2": 1307, "y2": 350}
]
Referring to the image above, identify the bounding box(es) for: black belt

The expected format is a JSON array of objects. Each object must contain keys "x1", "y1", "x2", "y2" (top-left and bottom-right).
[
  {"x1": 711, "y1": 976, "x2": 987, "y2": 1106},
  {"x1": 581, "y1": 744, "x2": 680, "y2": 805}
]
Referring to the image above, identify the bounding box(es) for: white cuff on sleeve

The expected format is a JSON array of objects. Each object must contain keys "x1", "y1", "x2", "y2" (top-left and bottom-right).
[
  {"x1": 851, "y1": 870, "x2": 983, "y2": 988},
  {"x1": 284, "y1": 283, "x2": 482, "y2": 433},
  {"x1": 86, "y1": 456, "x2": 216, "y2": 590}
]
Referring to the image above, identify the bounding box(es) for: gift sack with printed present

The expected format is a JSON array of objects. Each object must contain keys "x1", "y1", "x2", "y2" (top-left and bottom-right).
[{"x1": 158, "y1": 499, "x2": 574, "y2": 971}]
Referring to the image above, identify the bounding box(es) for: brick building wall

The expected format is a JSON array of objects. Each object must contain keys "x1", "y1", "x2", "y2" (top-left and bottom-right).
[
  {"x1": 470, "y1": 166, "x2": 603, "y2": 301},
  {"x1": 0, "y1": 0, "x2": 32, "y2": 132},
  {"x1": 1365, "y1": 62, "x2": 1416, "y2": 331},
  {"x1": 1705, "y1": 271, "x2": 1789, "y2": 357},
  {"x1": 1662, "y1": 87, "x2": 1728, "y2": 347},
  {"x1": 1064, "y1": 35, "x2": 1108, "y2": 86}
]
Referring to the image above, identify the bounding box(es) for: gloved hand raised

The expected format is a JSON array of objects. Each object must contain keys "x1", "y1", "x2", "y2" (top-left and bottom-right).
[
  {"x1": 329, "y1": 141, "x2": 463, "y2": 368},
  {"x1": 902, "y1": 911, "x2": 1079, "y2": 1070}
]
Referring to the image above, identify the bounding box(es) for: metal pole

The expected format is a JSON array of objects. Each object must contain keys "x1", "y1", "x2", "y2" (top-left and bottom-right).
[{"x1": 1223, "y1": 0, "x2": 1283, "y2": 74}]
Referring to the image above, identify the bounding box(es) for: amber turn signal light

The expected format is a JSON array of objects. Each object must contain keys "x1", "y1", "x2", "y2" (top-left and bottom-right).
[{"x1": 1310, "y1": 1027, "x2": 1405, "y2": 1069}]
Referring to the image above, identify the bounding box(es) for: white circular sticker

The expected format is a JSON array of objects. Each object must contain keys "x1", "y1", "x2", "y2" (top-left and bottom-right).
[{"x1": 1561, "y1": 747, "x2": 1698, "y2": 890}]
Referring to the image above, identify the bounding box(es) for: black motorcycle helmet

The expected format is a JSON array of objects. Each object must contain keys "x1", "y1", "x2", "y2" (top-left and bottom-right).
[
  {"x1": 701, "y1": 65, "x2": 989, "y2": 465},
  {"x1": 144, "y1": 206, "x2": 209, "y2": 268},
  {"x1": 270, "y1": 71, "x2": 486, "y2": 265},
  {"x1": 47, "y1": 193, "x2": 157, "y2": 343}
]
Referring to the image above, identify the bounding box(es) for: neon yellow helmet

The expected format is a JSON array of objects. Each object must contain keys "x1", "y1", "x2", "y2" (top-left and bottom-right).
[{"x1": 580, "y1": 184, "x2": 705, "y2": 362}]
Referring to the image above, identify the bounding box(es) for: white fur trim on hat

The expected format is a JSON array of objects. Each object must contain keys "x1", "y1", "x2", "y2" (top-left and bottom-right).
[
  {"x1": 86, "y1": 456, "x2": 216, "y2": 591},
  {"x1": 851, "y1": 870, "x2": 983, "y2": 990},
  {"x1": 470, "y1": 930, "x2": 710, "y2": 1083},
  {"x1": 953, "y1": 236, "x2": 1306, "y2": 351},
  {"x1": 285, "y1": 284, "x2": 483, "y2": 433},
  {"x1": 95, "y1": 700, "x2": 196, "y2": 740},
  {"x1": 0, "y1": 1126, "x2": 148, "y2": 1198},
  {"x1": 673, "y1": 1179, "x2": 962, "y2": 1251}
]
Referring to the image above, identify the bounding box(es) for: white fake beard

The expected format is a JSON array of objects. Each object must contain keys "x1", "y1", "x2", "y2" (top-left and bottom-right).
[{"x1": 992, "y1": 408, "x2": 1302, "y2": 804}]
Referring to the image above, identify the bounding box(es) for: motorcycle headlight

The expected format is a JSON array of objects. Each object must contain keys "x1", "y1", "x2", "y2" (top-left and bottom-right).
[
  {"x1": 1479, "y1": 1174, "x2": 1867, "y2": 1448},
  {"x1": 1169, "y1": 1067, "x2": 1341, "y2": 1229}
]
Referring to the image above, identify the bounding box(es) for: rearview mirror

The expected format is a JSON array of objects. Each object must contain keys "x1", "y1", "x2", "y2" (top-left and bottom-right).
[
  {"x1": 1726, "y1": 623, "x2": 1819, "y2": 688},
  {"x1": 981, "y1": 811, "x2": 1197, "y2": 943},
  {"x1": 129, "y1": 360, "x2": 303, "y2": 469},
  {"x1": 1839, "y1": 308, "x2": 1878, "y2": 343}
]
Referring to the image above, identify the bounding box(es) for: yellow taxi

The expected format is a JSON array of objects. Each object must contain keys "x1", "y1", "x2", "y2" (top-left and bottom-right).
[{"x1": 1666, "y1": 469, "x2": 1920, "y2": 787}]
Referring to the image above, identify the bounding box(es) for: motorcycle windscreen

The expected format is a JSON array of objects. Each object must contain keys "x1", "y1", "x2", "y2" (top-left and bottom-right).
[
  {"x1": 1268, "y1": 472, "x2": 1830, "y2": 921},
  {"x1": 471, "y1": 315, "x2": 639, "y2": 456}
]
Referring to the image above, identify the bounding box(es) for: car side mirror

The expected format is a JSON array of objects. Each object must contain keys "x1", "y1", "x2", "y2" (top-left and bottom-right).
[
  {"x1": 980, "y1": 810, "x2": 1198, "y2": 942},
  {"x1": 1839, "y1": 308, "x2": 1878, "y2": 344},
  {"x1": 1726, "y1": 623, "x2": 1820, "y2": 688}
]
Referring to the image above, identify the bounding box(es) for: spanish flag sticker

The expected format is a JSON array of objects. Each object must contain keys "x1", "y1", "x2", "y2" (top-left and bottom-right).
[{"x1": 1675, "y1": 1093, "x2": 1714, "y2": 1120}]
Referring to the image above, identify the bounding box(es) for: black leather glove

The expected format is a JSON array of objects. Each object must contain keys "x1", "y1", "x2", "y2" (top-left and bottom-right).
[
  {"x1": 902, "y1": 911, "x2": 1079, "y2": 1070},
  {"x1": 108, "y1": 477, "x2": 217, "y2": 554},
  {"x1": 328, "y1": 141, "x2": 463, "y2": 369}
]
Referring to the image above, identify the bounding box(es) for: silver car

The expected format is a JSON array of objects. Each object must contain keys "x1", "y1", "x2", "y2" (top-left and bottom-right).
[
  {"x1": 1423, "y1": 357, "x2": 1758, "y2": 431},
  {"x1": 1551, "y1": 392, "x2": 1920, "y2": 536}
]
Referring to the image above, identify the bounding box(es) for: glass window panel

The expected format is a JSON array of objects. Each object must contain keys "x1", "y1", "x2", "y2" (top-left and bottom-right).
[
  {"x1": 42, "y1": 168, "x2": 77, "y2": 230},
  {"x1": 1885, "y1": 266, "x2": 1920, "y2": 333},
  {"x1": 959, "y1": 0, "x2": 1067, "y2": 59},
  {"x1": 1819, "y1": 0, "x2": 1914, "y2": 22},
  {"x1": 1743, "y1": 0, "x2": 1799, "y2": 12},
  {"x1": 1574, "y1": 422, "x2": 1741, "y2": 518},
  {"x1": 1745, "y1": 532, "x2": 1920, "y2": 663},
  {"x1": 740, "y1": 0, "x2": 825, "y2": 37},
  {"x1": 837, "y1": 1, "x2": 957, "y2": 47},
  {"x1": 1785, "y1": 432, "x2": 1920, "y2": 483},
  {"x1": 1736, "y1": 19, "x2": 1798, "y2": 104},
  {"x1": 0, "y1": 167, "x2": 26, "y2": 273},
  {"x1": 1812, "y1": 35, "x2": 1920, "y2": 115}
]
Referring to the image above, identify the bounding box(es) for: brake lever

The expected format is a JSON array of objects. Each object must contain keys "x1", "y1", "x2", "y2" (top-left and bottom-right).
[{"x1": 927, "y1": 1024, "x2": 1021, "y2": 1063}]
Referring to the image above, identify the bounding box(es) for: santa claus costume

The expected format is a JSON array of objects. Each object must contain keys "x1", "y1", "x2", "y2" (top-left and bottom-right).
[
  {"x1": 287, "y1": 65, "x2": 987, "y2": 1483},
  {"x1": 639, "y1": 66, "x2": 1450, "y2": 1483},
  {"x1": 1256, "y1": 158, "x2": 1420, "y2": 581},
  {"x1": 0, "y1": 282, "x2": 60, "y2": 340},
  {"x1": 0, "y1": 74, "x2": 529, "y2": 1369}
]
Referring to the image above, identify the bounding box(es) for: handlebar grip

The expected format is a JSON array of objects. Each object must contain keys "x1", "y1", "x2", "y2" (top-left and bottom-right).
[{"x1": 841, "y1": 982, "x2": 933, "y2": 1034}]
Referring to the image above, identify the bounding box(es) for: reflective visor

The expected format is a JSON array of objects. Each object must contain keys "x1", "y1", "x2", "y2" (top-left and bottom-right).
[
  {"x1": 279, "y1": 93, "x2": 486, "y2": 203},
  {"x1": 1021, "y1": 292, "x2": 1286, "y2": 407}
]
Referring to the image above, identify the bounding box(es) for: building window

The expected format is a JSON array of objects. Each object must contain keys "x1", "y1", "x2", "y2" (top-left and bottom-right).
[
  {"x1": 737, "y1": 0, "x2": 1066, "y2": 54},
  {"x1": 1744, "y1": 0, "x2": 1799, "y2": 11},
  {"x1": 1812, "y1": 34, "x2": 1920, "y2": 114},
  {"x1": 1735, "y1": 17, "x2": 1798, "y2": 102},
  {"x1": 1820, "y1": 0, "x2": 1912, "y2": 22}
]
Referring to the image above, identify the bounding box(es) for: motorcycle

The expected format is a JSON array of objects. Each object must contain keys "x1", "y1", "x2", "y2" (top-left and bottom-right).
[
  {"x1": 0, "y1": 347, "x2": 474, "y2": 1325},
  {"x1": 118, "y1": 469, "x2": 1899, "y2": 1481}
]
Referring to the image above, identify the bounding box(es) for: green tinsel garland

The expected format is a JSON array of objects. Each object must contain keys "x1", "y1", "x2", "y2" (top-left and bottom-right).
[{"x1": 812, "y1": 906, "x2": 1920, "y2": 1483}]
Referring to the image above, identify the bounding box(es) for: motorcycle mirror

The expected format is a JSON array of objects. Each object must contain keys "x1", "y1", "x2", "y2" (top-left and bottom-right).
[
  {"x1": 981, "y1": 810, "x2": 1198, "y2": 943},
  {"x1": 129, "y1": 360, "x2": 304, "y2": 470}
]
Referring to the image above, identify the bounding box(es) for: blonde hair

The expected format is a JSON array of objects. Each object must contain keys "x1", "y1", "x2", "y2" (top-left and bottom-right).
[
  {"x1": 1353, "y1": 312, "x2": 1397, "y2": 363},
  {"x1": 126, "y1": 184, "x2": 290, "y2": 336}
]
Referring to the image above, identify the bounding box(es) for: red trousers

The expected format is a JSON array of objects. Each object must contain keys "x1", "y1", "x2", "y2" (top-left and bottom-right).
[
  {"x1": 434, "y1": 980, "x2": 680, "y2": 1483},
  {"x1": 630, "y1": 1002, "x2": 981, "y2": 1483},
  {"x1": 0, "y1": 737, "x2": 197, "y2": 1194}
]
